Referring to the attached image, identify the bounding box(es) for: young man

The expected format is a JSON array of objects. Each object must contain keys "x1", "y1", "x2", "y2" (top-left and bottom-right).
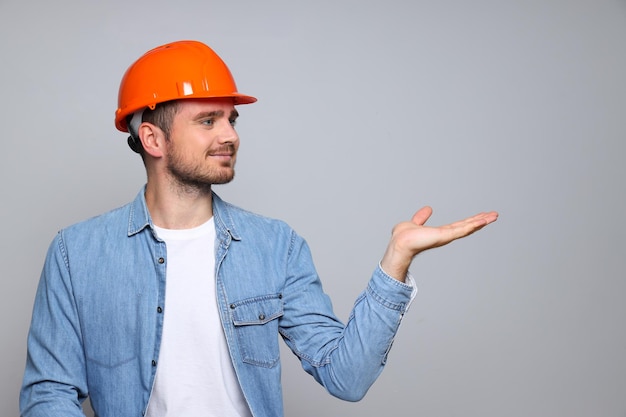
[{"x1": 20, "y1": 40, "x2": 498, "y2": 417}]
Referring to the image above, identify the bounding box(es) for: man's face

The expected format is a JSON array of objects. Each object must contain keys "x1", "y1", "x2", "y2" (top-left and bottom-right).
[{"x1": 164, "y1": 98, "x2": 240, "y2": 190}]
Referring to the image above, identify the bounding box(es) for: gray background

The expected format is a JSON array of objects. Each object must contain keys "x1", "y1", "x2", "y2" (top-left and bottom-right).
[{"x1": 1, "y1": 0, "x2": 625, "y2": 416}]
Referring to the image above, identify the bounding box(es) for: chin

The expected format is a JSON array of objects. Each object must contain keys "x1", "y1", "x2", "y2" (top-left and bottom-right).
[{"x1": 211, "y1": 172, "x2": 235, "y2": 185}]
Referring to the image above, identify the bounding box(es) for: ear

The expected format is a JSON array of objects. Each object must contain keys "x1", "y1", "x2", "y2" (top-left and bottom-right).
[{"x1": 138, "y1": 123, "x2": 166, "y2": 158}]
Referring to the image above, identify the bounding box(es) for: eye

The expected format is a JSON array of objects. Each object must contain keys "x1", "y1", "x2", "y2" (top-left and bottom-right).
[
  {"x1": 229, "y1": 119, "x2": 237, "y2": 127},
  {"x1": 202, "y1": 118, "x2": 215, "y2": 126}
]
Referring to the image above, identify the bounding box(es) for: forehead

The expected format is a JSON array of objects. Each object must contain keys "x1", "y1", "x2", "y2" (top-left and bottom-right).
[{"x1": 176, "y1": 98, "x2": 237, "y2": 116}]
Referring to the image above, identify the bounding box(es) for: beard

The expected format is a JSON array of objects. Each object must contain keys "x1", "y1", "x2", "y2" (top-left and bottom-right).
[{"x1": 166, "y1": 144, "x2": 236, "y2": 195}]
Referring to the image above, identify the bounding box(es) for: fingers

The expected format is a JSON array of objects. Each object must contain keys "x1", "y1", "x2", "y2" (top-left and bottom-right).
[
  {"x1": 413, "y1": 208, "x2": 498, "y2": 231},
  {"x1": 469, "y1": 211, "x2": 499, "y2": 228},
  {"x1": 448, "y1": 211, "x2": 498, "y2": 229},
  {"x1": 446, "y1": 211, "x2": 498, "y2": 240}
]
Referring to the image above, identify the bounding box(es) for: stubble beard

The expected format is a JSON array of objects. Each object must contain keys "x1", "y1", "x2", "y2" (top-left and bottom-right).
[{"x1": 166, "y1": 147, "x2": 236, "y2": 196}]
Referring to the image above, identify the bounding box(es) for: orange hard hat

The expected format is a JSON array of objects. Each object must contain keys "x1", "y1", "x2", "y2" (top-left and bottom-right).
[{"x1": 115, "y1": 40, "x2": 257, "y2": 132}]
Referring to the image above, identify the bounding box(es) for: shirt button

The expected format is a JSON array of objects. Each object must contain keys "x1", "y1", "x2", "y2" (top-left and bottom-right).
[
  {"x1": 259, "y1": 314, "x2": 265, "y2": 320},
  {"x1": 152, "y1": 360, "x2": 157, "y2": 366},
  {"x1": 230, "y1": 304, "x2": 236, "y2": 309},
  {"x1": 157, "y1": 306, "x2": 162, "y2": 313},
  {"x1": 158, "y1": 257, "x2": 165, "y2": 264}
]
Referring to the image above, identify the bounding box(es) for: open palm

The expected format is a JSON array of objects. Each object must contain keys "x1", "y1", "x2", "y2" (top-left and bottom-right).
[{"x1": 381, "y1": 206, "x2": 499, "y2": 281}]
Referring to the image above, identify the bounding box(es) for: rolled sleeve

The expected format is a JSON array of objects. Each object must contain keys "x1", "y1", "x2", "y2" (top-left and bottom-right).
[{"x1": 369, "y1": 263, "x2": 418, "y2": 314}]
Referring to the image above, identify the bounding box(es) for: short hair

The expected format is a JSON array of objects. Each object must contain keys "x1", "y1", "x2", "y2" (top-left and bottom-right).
[{"x1": 142, "y1": 100, "x2": 180, "y2": 139}]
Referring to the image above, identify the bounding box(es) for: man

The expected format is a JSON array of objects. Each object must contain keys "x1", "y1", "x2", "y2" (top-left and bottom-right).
[{"x1": 20, "y1": 40, "x2": 498, "y2": 417}]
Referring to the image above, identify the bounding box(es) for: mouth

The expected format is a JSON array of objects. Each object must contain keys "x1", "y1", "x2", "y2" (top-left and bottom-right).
[
  {"x1": 208, "y1": 154, "x2": 235, "y2": 165},
  {"x1": 207, "y1": 145, "x2": 236, "y2": 160}
]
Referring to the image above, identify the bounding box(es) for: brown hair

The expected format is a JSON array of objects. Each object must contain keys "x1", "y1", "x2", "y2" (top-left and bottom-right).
[{"x1": 142, "y1": 100, "x2": 180, "y2": 139}]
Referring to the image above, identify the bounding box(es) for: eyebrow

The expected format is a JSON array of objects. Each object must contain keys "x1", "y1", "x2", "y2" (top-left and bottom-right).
[{"x1": 194, "y1": 109, "x2": 239, "y2": 120}]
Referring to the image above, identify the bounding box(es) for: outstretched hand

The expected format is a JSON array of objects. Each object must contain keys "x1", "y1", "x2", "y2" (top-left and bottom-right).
[{"x1": 380, "y1": 206, "x2": 499, "y2": 282}]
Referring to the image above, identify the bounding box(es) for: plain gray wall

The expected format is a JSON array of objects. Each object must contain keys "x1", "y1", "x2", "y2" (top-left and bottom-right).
[{"x1": 1, "y1": 0, "x2": 625, "y2": 416}]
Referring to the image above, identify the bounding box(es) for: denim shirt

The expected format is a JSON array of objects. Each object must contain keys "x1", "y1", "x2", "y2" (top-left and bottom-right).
[{"x1": 21, "y1": 188, "x2": 415, "y2": 417}]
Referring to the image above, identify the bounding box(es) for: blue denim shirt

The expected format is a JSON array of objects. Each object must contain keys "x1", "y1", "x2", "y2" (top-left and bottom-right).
[{"x1": 21, "y1": 188, "x2": 415, "y2": 417}]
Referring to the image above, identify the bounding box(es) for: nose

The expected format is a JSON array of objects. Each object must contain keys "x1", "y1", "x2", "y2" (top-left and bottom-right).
[{"x1": 218, "y1": 119, "x2": 239, "y2": 145}]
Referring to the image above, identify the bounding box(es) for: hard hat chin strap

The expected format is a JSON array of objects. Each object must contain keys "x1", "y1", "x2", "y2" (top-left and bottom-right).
[{"x1": 127, "y1": 109, "x2": 145, "y2": 154}]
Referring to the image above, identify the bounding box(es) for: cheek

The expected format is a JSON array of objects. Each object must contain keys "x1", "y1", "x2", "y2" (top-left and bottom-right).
[{"x1": 171, "y1": 142, "x2": 197, "y2": 162}]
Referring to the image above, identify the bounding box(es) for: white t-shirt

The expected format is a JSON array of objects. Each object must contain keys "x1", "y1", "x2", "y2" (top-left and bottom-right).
[{"x1": 146, "y1": 218, "x2": 252, "y2": 417}]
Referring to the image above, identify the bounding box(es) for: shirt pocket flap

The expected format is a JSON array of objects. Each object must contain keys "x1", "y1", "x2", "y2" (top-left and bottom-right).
[{"x1": 231, "y1": 294, "x2": 284, "y2": 326}]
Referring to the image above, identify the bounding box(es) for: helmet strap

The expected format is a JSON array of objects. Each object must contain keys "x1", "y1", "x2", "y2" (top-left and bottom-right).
[{"x1": 127, "y1": 109, "x2": 145, "y2": 154}]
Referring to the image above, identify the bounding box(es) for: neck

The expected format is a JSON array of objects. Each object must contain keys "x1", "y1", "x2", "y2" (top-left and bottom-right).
[{"x1": 144, "y1": 179, "x2": 214, "y2": 230}]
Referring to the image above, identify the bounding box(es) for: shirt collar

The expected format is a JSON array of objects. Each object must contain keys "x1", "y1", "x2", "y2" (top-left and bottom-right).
[
  {"x1": 127, "y1": 185, "x2": 152, "y2": 237},
  {"x1": 126, "y1": 185, "x2": 241, "y2": 241}
]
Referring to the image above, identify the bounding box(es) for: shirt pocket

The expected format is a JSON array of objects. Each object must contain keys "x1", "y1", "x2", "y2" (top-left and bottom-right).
[
  {"x1": 78, "y1": 295, "x2": 140, "y2": 369},
  {"x1": 230, "y1": 293, "x2": 284, "y2": 368}
]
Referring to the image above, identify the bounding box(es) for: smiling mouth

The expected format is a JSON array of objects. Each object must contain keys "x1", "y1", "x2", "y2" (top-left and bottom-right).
[
  {"x1": 207, "y1": 145, "x2": 236, "y2": 159},
  {"x1": 209, "y1": 152, "x2": 235, "y2": 159}
]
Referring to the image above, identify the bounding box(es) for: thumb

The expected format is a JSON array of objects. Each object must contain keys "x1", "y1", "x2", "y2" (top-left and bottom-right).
[{"x1": 411, "y1": 206, "x2": 433, "y2": 226}]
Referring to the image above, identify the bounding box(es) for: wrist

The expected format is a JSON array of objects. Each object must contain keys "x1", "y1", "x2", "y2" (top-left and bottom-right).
[{"x1": 380, "y1": 246, "x2": 412, "y2": 282}]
